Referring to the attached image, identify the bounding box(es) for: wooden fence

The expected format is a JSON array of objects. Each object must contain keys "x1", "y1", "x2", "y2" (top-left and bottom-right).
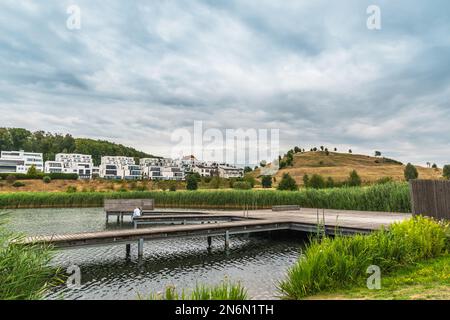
[{"x1": 409, "y1": 180, "x2": 450, "y2": 220}]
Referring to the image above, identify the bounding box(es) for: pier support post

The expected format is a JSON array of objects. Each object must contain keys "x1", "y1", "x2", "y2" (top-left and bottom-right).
[
  {"x1": 138, "y1": 238, "x2": 144, "y2": 257},
  {"x1": 224, "y1": 231, "x2": 230, "y2": 250},
  {"x1": 207, "y1": 236, "x2": 212, "y2": 249},
  {"x1": 117, "y1": 214, "x2": 120, "y2": 224},
  {"x1": 126, "y1": 244, "x2": 131, "y2": 256}
]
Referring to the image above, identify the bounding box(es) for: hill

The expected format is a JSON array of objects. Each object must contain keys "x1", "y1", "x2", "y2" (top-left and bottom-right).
[
  {"x1": 255, "y1": 151, "x2": 443, "y2": 186},
  {"x1": 0, "y1": 128, "x2": 156, "y2": 165}
]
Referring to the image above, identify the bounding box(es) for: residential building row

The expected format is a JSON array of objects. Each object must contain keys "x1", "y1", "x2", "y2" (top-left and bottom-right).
[{"x1": 0, "y1": 151, "x2": 244, "y2": 180}]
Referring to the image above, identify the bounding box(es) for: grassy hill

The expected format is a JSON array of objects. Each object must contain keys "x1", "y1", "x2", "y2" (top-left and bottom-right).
[{"x1": 256, "y1": 151, "x2": 442, "y2": 186}]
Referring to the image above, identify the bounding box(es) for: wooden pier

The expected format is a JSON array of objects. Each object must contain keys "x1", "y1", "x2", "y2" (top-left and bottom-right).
[{"x1": 22, "y1": 208, "x2": 411, "y2": 257}]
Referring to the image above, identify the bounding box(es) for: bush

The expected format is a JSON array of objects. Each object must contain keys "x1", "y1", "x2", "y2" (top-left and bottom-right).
[
  {"x1": 404, "y1": 163, "x2": 419, "y2": 181},
  {"x1": 279, "y1": 216, "x2": 448, "y2": 299},
  {"x1": 6, "y1": 175, "x2": 16, "y2": 184},
  {"x1": 0, "y1": 173, "x2": 78, "y2": 180},
  {"x1": 302, "y1": 174, "x2": 309, "y2": 188},
  {"x1": 186, "y1": 175, "x2": 198, "y2": 191},
  {"x1": 277, "y1": 173, "x2": 298, "y2": 191},
  {"x1": 376, "y1": 176, "x2": 394, "y2": 185},
  {"x1": 309, "y1": 174, "x2": 325, "y2": 189},
  {"x1": 12, "y1": 181, "x2": 25, "y2": 188},
  {"x1": 66, "y1": 186, "x2": 77, "y2": 193},
  {"x1": 261, "y1": 176, "x2": 272, "y2": 188},
  {"x1": 43, "y1": 176, "x2": 51, "y2": 184},
  {"x1": 169, "y1": 183, "x2": 177, "y2": 192},
  {"x1": 233, "y1": 181, "x2": 252, "y2": 190},
  {"x1": 443, "y1": 165, "x2": 450, "y2": 179},
  {"x1": 326, "y1": 177, "x2": 335, "y2": 188},
  {"x1": 347, "y1": 170, "x2": 362, "y2": 187}
]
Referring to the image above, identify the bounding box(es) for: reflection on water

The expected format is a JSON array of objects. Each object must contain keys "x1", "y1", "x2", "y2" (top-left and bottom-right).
[{"x1": 4, "y1": 208, "x2": 306, "y2": 300}]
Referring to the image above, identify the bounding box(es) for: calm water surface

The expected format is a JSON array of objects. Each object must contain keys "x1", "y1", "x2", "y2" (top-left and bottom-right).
[{"x1": 4, "y1": 208, "x2": 306, "y2": 300}]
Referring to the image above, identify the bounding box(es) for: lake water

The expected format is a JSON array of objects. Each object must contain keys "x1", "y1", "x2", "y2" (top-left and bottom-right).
[{"x1": 3, "y1": 207, "x2": 307, "y2": 300}]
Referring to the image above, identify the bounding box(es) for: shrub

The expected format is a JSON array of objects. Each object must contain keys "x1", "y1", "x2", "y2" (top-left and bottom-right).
[
  {"x1": 169, "y1": 183, "x2": 177, "y2": 192},
  {"x1": 404, "y1": 163, "x2": 419, "y2": 181},
  {"x1": 347, "y1": 170, "x2": 362, "y2": 187},
  {"x1": 186, "y1": 175, "x2": 198, "y2": 191},
  {"x1": 303, "y1": 174, "x2": 309, "y2": 188},
  {"x1": 43, "y1": 176, "x2": 51, "y2": 184},
  {"x1": 6, "y1": 175, "x2": 16, "y2": 184},
  {"x1": 261, "y1": 176, "x2": 272, "y2": 188},
  {"x1": 309, "y1": 174, "x2": 325, "y2": 189},
  {"x1": 12, "y1": 181, "x2": 25, "y2": 188},
  {"x1": 376, "y1": 176, "x2": 394, "y2": 185},
  {"x1": 233, "y1": 181, "x2": 252, "y2": 190},
  {"x1": 277, "y1": 173, "x2": 298, "y2": 191},
  {"x1": 66, "y1": 186, "x2": 77, "y2": 193},
  {"x1": 443, "y1": 165, "x2": 450, "y2": 179},
  {"x1": 27, "y1": 165, "x2": 38, "y2": 176},
  {"x1": 326, "y1": 177, "x2": 335, "y2": 188},
  {"x1": 279, "y1": 216, "x2": 447, "y2": 299},
  {"x1": 0, "y1": 226, "x2": 60, "y2": 299}
]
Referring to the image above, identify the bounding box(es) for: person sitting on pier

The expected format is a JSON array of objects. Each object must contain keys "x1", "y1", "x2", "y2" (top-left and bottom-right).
[{"x1": 132, "y1": 207, "x2": 142, "y2": 221}]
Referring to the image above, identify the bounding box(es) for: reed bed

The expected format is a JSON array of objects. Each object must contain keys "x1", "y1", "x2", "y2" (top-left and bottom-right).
[
  {"x1": 0, "y1": 224, "x2": 61, "y2": 299},
  {"x1": 279, "y1": 216, "x2": 449, "y2": 299},
  {"x1": 140, "y1": 281, "x2": 248, "y2": 300},
  {"x1": 0, "y1": 182, "x2": 411, "y2": 212}
]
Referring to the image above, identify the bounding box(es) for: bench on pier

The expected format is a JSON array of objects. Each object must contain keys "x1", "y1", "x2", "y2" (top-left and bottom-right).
[
  {"x1": 105, "y1": 199, "x2": 154, "y2": 222},
  {"x1": 272, "y1": 205, "x2": 301, "y2": 212}
]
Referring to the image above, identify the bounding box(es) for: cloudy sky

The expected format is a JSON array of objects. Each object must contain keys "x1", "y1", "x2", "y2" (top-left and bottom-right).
[{"x1": 1, "y1": 0, "x2": 449, "y2": 166}]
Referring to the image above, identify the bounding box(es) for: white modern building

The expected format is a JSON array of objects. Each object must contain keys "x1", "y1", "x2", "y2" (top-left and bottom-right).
[
  {"x1": 192, "y1": 164, "x2": 218, "y2": 177},
  {"x1": 140, "y1": 158, "x2": 185, "y2": 180},
  {"x1": 218, "y1": 164, "x2": 244, "y2": 179},
  {"x1": 44, "y1": 153, "x2": 94, "y2": 179},
  {"x1": 0, "y1": 150, "x2": 43, "y2": 173},
  {"x1": 99, "y1": 156, "x2": 141, "y2": 180}
]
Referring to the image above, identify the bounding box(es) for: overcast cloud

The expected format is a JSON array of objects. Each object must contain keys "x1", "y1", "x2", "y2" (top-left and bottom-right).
[{"x1": 0, "y1": 0, "x2": 449, "y2": 165}]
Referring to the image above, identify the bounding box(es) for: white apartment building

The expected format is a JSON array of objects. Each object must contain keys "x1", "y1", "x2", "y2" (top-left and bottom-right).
[
  {"x1": 99, "y1": 156, "x2": 141, "y2": 180},
  {"x1": 0, "y1": 150, "x2": 43, "y2": 174},
  {"x1": 192, "y1": 164, "x2": 218, "y2": 177},
  {"x1": 44, "y1": 153, "x2": 94, "y2": 179},
  {"x1": 218, "y1": 164, "x2": 244, "y2": 179},
  {"x1": 140, "y1": 158, "x2": 185, "y2": 180}
]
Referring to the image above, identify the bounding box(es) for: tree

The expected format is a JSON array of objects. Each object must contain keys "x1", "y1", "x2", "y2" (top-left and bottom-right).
[
  {"x1": 347, "y1": 170, "x2": 362, "y2": 187},
  {"x1": 186, "y1": 175, "x2": 198, "y2": 190},
  {"x1": 326, "y1": 177, "x2": 335, "y2": 188},
  {"x1": 320, "y1": 146, "x2": 324, "y2": 151},
  {"x1": 243, "y1": 166, "x2": 253, "y2": 174},
  {"x1": 277, "y1": 173, "x2": 298, "y2": 191},
  {"x1": 294, "y1": 146, "x2": 301, "y2": 153},
  {"x1": 303, "y1": 174, "x2": 310, "y2": 188},
  {"x1": 443, "y1": 165, "x2": 450, "y2": 179},
  {"x1": 261, "y1": 175, "x2": 272, "y2": 188},
  {"x1": 259, "y1": 160, "x2": 267, "y2": 167},
  {"x1": 404, "y1": 163, "x2": 419, "y2": 181},
  {"x1": 27, "y1": 165, "x2": 38, "y2": 176},
  {"x1": 432, "y1": 163, "x2": 438, "y2": 169},
  {"x1": 334, "y1": 148, "x2": 337, "y2": 152},
  {"x1": 309, "y1": 174, "x2": 325, "y2": 189},
  {"x1": 348, "y1": 149, "x2": 353, "y2": 154},
  {"x1": 374, "y1": 151, "x2": 382, "y2": 157}
]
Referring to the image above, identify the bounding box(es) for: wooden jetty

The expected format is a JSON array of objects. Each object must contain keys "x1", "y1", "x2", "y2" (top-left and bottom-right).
[{"x1": 22, "y1": 208, "x2": 410, "y2": 257}]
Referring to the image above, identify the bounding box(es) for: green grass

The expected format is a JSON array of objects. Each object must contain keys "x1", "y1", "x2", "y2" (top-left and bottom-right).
[
  {"x1": 307, "y1": 254, "x2": 450, "y2": 300},
  {"x1": 279, "y1": 217, "x2": 449, "y2": 299},
  {"x1": 0, "y1": 222, "x2": 61, "y2": 299},
  {"x1": 0, "y1": 182, "x2": 411, "y2": 212},
  {"x1": 139, "y1": 281, "x2": 249, "y2": 300}
]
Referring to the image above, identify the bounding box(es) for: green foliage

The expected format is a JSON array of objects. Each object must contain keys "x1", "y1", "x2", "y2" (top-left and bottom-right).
[
  {"x1": 42, "y1": 176, "x2": 51, "y2": 184},
  {"x1": 326, "y1": 177, "x2": 335, "y2": 188},
  {"x1": 12, "y1": 181, "x2": 25, "y2": 188},
  {"x1": 277, "y1": 173, "x2": 298, "y2": 191},
  {"x1": 186, "y1": 175, "x2": 199, "y2": 191},
  {"x1": 0, "y1": 127, "x2": 154, "y2": 165},
  {"x1": 0, "y1": 183, "x2": 412, "y2": 212},
  {"x1": 66, "y1": 186, "x2": 77, "y2": 193},
  {"x1": 243, "y1": 166, "x2": 253, "y2": 174},
  {"x1": 376, "y1": 177, "x2": 394, "y2": 185},
  {"x1": 27, "y1": 165, "x2": 38, "y2": 176},
  {"x1": 404, "y1": 163, "x2": 419, "y2": 181},
  {"x1": 142, "y1": 281, "x2": 248, "y2": 300},
  {"x1": 0, "y1": 225, "x2": 60, "y2": 299},
  {"x1": 347, "y1": 170, "x2": 362, "y2": 187},
  {"x1": 233, "y1": 181, "x2": 252, "y2": 190},
  {"x1": 309, "y1": 174, "x2": 325, "y2": 189},
  {"x1": 443, "y1": 165, "x2": 450, "y2": 179},
  {"x1": 303, "y1": 174, "x2": 309, "y2": 188},
  {"x1": 261, "y1": 175, "x2": 272, "y2": 188},
  {"x1": 280, "y1": 216, "x2": 448, "y2": 299}
]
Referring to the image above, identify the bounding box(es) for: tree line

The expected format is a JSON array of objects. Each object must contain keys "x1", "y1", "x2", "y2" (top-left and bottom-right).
[{"x1": 0, "y1": 127, "x2": 154, "y2": 165}]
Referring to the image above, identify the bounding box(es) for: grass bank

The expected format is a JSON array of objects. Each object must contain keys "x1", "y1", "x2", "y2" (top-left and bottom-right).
[
  {"x1": 0, "y1": 182, "x2": 410, "y2": 212},
  {"x1": 307, "y1": 254, "x2": 450, "y2": 300},
  {"x1": 279, "y1": 217, "x2": 449, "y2": 299}
]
